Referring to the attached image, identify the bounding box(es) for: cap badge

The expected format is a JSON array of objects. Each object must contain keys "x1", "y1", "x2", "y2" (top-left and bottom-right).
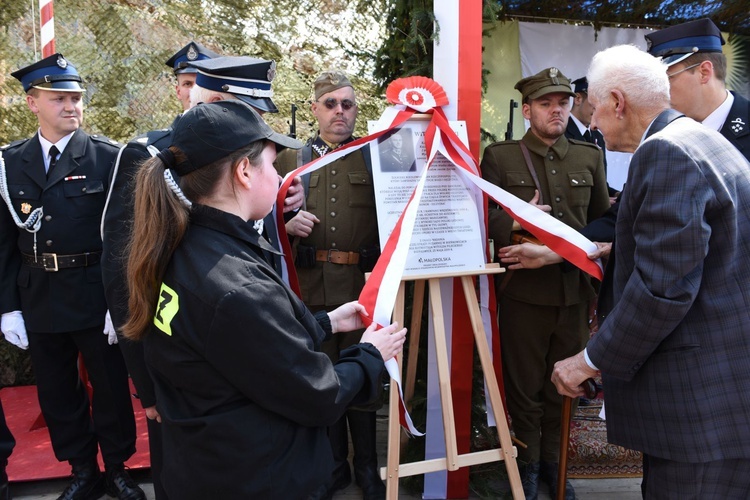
[
  {"x1": 21, "y1": 203, "x2": 32, "y2": 215},
  {"x1": 730, "y1": 118, "x2": 746, "y2": 135},
  {"x1": 187, "y1": 45, "x2": 198, "y2": 61},
  {"x1": 56, "y1": 55, "x2": 68, "y2": 69},
  {"x1": 549, "y1": 67, "x2": 559, "y2": 85},
  {"x1": 267, "y1": 61, "x2": 276, "y2": 82}
]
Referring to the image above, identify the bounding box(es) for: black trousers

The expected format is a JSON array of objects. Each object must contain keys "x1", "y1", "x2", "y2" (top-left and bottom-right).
[{"x1": 28, "y1": 326, "x2": 136, "y2": 466}]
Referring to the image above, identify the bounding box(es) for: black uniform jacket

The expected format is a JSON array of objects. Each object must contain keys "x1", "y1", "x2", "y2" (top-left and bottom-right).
[
  {"x1": 0, "y1": 129, "x2": 118, "y2": 332},
  {"x1": 144, "y1": 204, "x2": 384, "y2": 499},
  {"x1": 720, "y1": 91, "x2": 750, "y2": 160}
]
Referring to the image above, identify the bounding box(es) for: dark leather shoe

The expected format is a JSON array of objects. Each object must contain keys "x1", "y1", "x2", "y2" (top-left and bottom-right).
[
  {"x1": 518, "y1": 461, "x2": 540, "y2": 500},
  {"x1": 539, "y1": 460, "x2": 575, "y2": 500},
  {"x1": 57, "y1": 462, "x2": 105, "y2": 500},
  {"x1": 308, "y1": 466, "x2": 351, "y2": 500},
  {"x1": 104, "y1": 465, "x2": 145, "y2": 500},
  {"x1": 354, "y1": 464, "x2": 385, "y2": 500}
]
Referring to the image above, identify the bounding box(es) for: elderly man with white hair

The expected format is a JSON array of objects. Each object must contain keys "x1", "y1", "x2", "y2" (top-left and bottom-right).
[{"x1": 551, "y1": 44, "x2": 750, "y2": 498}]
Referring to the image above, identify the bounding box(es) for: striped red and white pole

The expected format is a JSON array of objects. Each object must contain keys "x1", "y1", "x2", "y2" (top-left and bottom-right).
[{"x1": 40, "y1": 0, "x2": 55, "y2": 57}]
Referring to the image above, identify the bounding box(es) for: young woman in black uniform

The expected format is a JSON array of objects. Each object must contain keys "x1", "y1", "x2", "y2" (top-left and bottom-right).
[{"x1": 122, "y1": 100, "x2": 406, "y2": 499}]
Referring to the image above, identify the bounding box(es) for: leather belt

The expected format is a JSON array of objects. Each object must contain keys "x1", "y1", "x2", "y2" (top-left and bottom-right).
[
  {"x1": 315, "y1": 249, "x2": 360, "y2": 265},
  {"x1": 22, "y1": 252, "x2": 101, "y2": 272}
]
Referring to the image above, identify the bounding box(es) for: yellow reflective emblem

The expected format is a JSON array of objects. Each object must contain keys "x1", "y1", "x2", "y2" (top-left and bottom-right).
[{"x1": 154, "y1": 282, "x2": 179, "y2": 336}]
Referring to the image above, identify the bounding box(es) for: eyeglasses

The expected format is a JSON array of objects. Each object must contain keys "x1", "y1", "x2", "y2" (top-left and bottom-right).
[
  {"x1": 667, "y1": 63, "x2": 701, "y2": 80},
  {"x1": 317, "y1": 98, "x2": 357, "y2": 111}
]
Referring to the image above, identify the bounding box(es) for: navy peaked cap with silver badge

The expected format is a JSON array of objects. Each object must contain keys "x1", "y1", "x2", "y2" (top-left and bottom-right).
[
  {"x1": 645, "y1": 19, "x2": 725, "y2": 66},
  {"x1": 165, "y1": 41, "x2": 221, "y2": 74},
  {"x1": 11, "y1": 53, "x2": 84, "y2": 93},
  {"x1": 187, "y1": 55, "x2": 279, "y2": 114}
]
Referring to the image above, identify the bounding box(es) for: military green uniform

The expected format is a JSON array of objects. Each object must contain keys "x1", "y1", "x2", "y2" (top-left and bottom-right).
[
  {"x1": 481, "y1": 129, "x2": 609, "y2": 464},
  {"x1": 275, "y1": 136, "x2": 378, "y2": 309}
]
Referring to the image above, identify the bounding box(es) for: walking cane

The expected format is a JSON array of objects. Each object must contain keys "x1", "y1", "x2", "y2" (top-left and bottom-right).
[{"x1": 557, "y1": 378, "x2": 597, "y2": 500}]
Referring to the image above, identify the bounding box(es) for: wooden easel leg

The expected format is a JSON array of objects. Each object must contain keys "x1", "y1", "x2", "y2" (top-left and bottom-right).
[
  {"x1": 460, "y1": 276, "x2": 524, "y2": 500},
  {"x1": 385, "y1": 282, "x2": 407, "y2": 499},
  {"x1": 427, "y1": 278, "x2": 459, "y2": 472}
]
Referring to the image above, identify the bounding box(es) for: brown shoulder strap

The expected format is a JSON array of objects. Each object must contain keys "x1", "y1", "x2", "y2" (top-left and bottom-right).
[{"x1": 518, "y1": 141, "x2": 543, "y2": 205}]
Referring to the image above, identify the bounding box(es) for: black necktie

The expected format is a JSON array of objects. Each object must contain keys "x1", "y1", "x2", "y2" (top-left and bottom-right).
[
  {"x1": 583, "y1": 129, "x2": 593, "y2": 143},
  {"x1": 48, "y1": 145, "x2": 60, "y2": 178}
]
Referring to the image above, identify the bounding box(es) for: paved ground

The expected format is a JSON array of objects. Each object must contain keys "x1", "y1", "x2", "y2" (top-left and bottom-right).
[{"x1": 7, "y1": 404, "x2": 643, "y2": 499}]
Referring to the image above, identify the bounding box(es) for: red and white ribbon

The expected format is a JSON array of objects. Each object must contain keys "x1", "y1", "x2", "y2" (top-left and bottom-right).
[
  {"x1": 275, "y1": 78, "x2": 603, "y2": 435},
  {"x1": 40, "y1": 0, "x2": 55, "y2": 57}
]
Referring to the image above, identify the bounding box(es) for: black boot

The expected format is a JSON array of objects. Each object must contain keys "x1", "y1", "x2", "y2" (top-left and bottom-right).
[
  {"x1": 104, "y1": 464, "x2": 145, "y2": 500},
  {"x1": 349, "y1": 410, "x2": 385, "y2": 500},
  {"x1": 57, "y1": 460, "x2": 105, "y2": 500},
  {"x1": 539, "y1": 460, "x2": 575, "y2": 500},
  {"x1": 517, "y1": 461, "x2": 540, "y2": 500}
]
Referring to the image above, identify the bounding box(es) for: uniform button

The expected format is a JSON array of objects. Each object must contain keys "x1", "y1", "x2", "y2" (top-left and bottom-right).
[
  {"x1": 555, "y1": 197, "x2": 561, "y2": 202},
  {"x1": 331, "y1": 170, "x2": 337, "y2": 175},
  {"x1": 551, "y1": 169, "x2": 557, "y2": 175},
  {"x1": 548, "y1": 155, "x2": 554, "y2": 160},
  {"x1": 557, "y1": 212, "x2": 563, "y2": 218},
  {"x1": 45, "y1": 215, "x2": 52, "y2": 221},
  {"x1": 331, "y1": 242, "x2": 337, "y2": 248},
  {"x1": 330, "y1": 197, "x2": 336, "y2": 203},
  {"x1": 582, "y1": 179, "x2": 587, "y2": 184},
  {"x1": 18, "y1": 190, "x2": 24, "y2": 196},
  {"x1": 520, "y1": 180, "x2": 525, "y2": 184},
  {"x1": 331, "y1": 226, "x2": 337, "y2": 232},
  {"x1": 46, "y1": 240, "x2": 53, "y2": 246},
  {"x1": 331, "y1": 183, "x2": 337, "y2": 189},
  {"x1": 82, "y1": 187, "x2": 87, "y2": 192},
  {"x1": 330, "y1": 212, "x2": 336, "y2": 218}
]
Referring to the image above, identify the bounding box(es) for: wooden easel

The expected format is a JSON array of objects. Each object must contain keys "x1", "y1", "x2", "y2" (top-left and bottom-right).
[{"x1": 381, "y1": 265, "x2": 525, "y2": 499}]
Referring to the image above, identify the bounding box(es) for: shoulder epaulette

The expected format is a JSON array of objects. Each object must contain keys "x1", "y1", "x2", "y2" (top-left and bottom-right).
[
  {"x1": 145, "y1": 128, "x2": 172, "y2": 147},
  {"x1": 90, "y1": 134, "x2": 122, "y2": 148},
  {"x1": 1, "y1": 138, "x2": 31, "y2": 151},
  {"x1": 485, "y1": 139, "x2": 520, "y2": 149}
]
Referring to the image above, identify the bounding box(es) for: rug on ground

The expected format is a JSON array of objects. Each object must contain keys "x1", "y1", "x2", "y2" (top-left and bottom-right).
[{"x1": 567, "y1": 399, "x2": 643, "y2": 478}]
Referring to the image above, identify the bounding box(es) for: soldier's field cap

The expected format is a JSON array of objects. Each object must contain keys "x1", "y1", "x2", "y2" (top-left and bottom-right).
[
  {"x1": 188, "y1": 55, "x2": 278, "y2": 114},
  {"x1": 645, "y1": 19, "x2": 725, "y2": 66},
  {"x1": 168, "y1": 100, "x2": 301, "y2": 176},
  {"x1": 572, "y1": 77, "x2": 588, "y2": 94},
  {"x1": 11, "y1": 53, "x2": 84, "y2": 93},
  {"x1": 515, "y1": 67, "x2": 575, "y2": 101},
  {"x1": 165, "y1": 41, "x2": 220, "y2": 75},
  {"x1": 314, "y1": 70, "x2": 353, "y2": 100}
]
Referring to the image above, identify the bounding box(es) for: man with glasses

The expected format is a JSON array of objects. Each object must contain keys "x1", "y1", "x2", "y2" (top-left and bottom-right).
[
  {"x1": 275, "y1": 70, "x2": 384, "y2": 500},
  {"x1": 646, "y1": 18, "x2": 750, "y2": 159}
]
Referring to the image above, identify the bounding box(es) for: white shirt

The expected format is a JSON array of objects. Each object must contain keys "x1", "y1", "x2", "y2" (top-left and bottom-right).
[
  {"x1": 38, "y1": 130, "x2": 74, "y2": 173},
  {"x1": 702, "y1": 90, "x2": 734, "y2": 132}
]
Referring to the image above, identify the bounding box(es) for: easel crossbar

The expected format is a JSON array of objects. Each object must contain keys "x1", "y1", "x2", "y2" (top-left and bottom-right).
[{"x1": 380, "y1": 447, "x2": 518, "y2": 479}]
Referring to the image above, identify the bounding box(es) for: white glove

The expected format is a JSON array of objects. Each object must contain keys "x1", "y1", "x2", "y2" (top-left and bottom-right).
[
  {"x1": 1, "y1": 310, "x2": 29, "y2": 350},
  {"x1": 104, "y1": 310, "x2": 118, "y2": 345}
]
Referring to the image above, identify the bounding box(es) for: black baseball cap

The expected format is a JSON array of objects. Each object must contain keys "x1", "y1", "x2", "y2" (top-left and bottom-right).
[{"x1": 169, "y1": 100, "x2": 301, "y2": 176}]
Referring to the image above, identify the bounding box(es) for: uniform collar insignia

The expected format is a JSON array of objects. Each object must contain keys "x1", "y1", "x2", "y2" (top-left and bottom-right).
[{"x1": 730, "y1": 117, "x2": 746, "y2": 135}]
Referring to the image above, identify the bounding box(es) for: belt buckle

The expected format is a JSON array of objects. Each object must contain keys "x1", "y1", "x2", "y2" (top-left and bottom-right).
[
  {"x1": 42, "y1": 253, "x2": 59, "y2": 272},
  {"x1": 326, "y1": 249, "x2": 337, "y2": 263}
]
